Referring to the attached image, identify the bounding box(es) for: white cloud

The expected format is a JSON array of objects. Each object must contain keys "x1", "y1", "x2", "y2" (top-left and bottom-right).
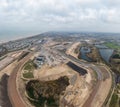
[
  {"x1": 0, "y1": 0, "x2": 8, "y2": 7},
  {"x1": 75, "y1": 0, "x2": 100, "y2": 4},
  {"x1": 104, "y1": 0, "x2": 120, "y2": 6},
  {"x1": 0, "y1": 0, "x2": 120, "y2": 34},
  {"x1": 99, "y1": 8, "x2": 120, "y2": 23}
]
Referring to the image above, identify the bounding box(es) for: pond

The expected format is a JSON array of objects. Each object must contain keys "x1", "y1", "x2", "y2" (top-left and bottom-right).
[
  {"x1": 80, "y1": 45, "x2": 114, "y2": 63},
  {"x1": 95, "y1": 45, "x2": 114, "y2": 63},
  {"x1": 80, "y1": 47, "x2": 92, "y2": 62},
  {"x1": 99, "y1": 49, "x2": 114, "y2": 63}
]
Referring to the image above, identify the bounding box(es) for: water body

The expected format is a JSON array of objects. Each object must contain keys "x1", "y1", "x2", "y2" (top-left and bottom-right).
[
  {"x1": 95, "y1": 45, "x2": 114, "y2": 63},
  {"x1": 0, "y1": 32, "x2": 37, "y2": 43},
  {"x1": 95, "y1": 44, "x2": 108, "y2": 49},
  {"x1": 96, "y1": 45, "x2": 120, "y2": 84},
  {"x1": 80, "y1": 47, "x2": 92, "y2": 62},
  {"x1": 80, "y1": 45, "x2": 114, "y2": 63},
  {"x1": 99, "y1": 49, "x2": 114, "y2": 63}
]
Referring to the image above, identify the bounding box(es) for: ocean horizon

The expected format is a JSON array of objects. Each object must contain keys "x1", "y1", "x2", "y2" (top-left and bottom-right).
[{"x1": 0, "y1": 32, "x2": 39, "y2": 43}]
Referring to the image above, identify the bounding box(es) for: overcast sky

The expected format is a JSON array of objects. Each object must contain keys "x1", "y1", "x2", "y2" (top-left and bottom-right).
[{"x1": 0, "y1": 0, "x2": 120, "y2": 41}]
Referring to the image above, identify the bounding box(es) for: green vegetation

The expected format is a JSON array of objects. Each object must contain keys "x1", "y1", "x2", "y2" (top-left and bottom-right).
[
  {"x1": 110, "y1": 52, "x2": 120, "y2": 73},
  {"x1": 24, "y1": 60, "x2": 36, "y2": 71},
  {"x1": 117, "y1": 84, "x2": 120, "y2": 90},
  {"x1": 23, "y1": 72, "x2": 34, "y2": 78},
  {"x1": 112, "y1": 54, "x2": 120, "y2": 59},
  {"x1": 110, "y1": 84, "x2": 120, "y2": 107},
  {"x1": 23, "y1": 60, "x2": 36, "y2": 79},
  {"x1": 110, "y1": 93, "x2": 119, "y2": 107},
  {"x1": 104, "y1": 42, "x2": 120, "y2": 50},
  {"x1": 26, "y1": 76, "x2": 69, "y2": 107}
]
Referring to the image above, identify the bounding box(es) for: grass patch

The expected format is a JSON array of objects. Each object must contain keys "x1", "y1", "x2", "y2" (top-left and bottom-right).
[
  {"x1": 23, "y1": 60, "x2": 36, "y2": 79},
  {"x1": 117, "y1": 84, "x2": 120, "y2": 90},
  {"x1": 23, "y1": 72, "x2": 34, "y2": 78},
  {"x1": 24, "y1": 60, "x2": 35, "y2": 71},
  {"x1": 109, "y1": 78, "x2": 120, "y2": 107},
  {"x1": 110, "y1": 93, "x2": 119, "y2": 107},
  {"x1": 104, "y1": 42, "x2": 120, "y2": 50}
]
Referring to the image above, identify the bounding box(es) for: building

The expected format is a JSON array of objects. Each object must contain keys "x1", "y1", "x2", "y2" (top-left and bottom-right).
[{"x1": 34, "y1": 56, "x2": 45, "y2": 68}]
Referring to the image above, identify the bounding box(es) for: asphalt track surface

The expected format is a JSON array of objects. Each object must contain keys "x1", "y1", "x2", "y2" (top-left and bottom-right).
[{"x1": 8, "y1": 53, "x2": 32, "y2": 107}]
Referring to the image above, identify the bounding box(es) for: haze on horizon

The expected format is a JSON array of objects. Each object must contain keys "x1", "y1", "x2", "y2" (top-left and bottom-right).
[{"x1": 0, "y1": 0, "x2": 120, "y2": 41}]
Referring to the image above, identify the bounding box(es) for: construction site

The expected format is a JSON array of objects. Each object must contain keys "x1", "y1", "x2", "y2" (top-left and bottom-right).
[{"x1": 0, "y1": 36, "x2": 113, "y2": 107}]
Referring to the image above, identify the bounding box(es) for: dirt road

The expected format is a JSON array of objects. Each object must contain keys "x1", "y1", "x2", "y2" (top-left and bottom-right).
[
  {"x1": 58, "y1": 50, "x2": 112, "y2": 107},
  {"x1": 8, "y1": 53, "x2": 32, "y2": 107},
  {"x1": 82, "y1": 65, "x2": 112, "y2": 107}
]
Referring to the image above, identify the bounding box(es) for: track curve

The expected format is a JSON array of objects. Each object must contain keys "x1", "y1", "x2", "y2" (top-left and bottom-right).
[{"x1": 8, "y1": 53, "x2": 32, "y2": 107}]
